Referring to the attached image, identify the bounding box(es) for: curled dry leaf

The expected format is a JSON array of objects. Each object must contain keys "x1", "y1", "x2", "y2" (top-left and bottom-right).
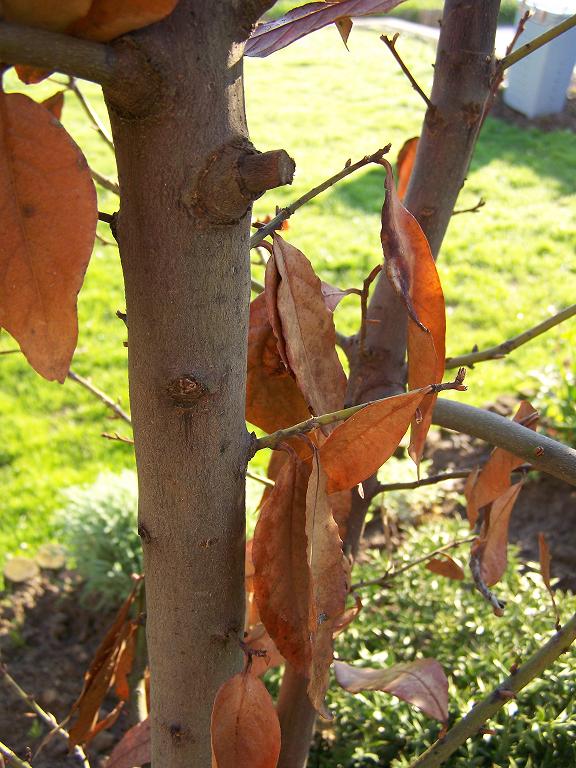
[
  {"x1": 266, "y1": 234, "x2": 346, "y2": 417},
  {"x1": 0, "y1": 93, "x2": 97, "y2": 382},
  {"x1": 107, "y1": 717, "x2": 150, "y2": 768},
  {"x1": 426, "y1": 554, "x2": 465, "y2": 581},
  {"x1": 321, "y1": 281, "x2": 356, "y2": 313},
  {"x1": 333, "y1": 593, "x2": 363, "y2": 637},
  {"x1": 252, "y1": 451, "x2": 312, "y2": 675},
  {"x1": 246, "y1": 293, "x2": 309, "y2": 433},
  {"x1": 396, "y1": 136, "x2": 419, "y2": 200},
  {"x1": 471, "y1": 482, "x2": 523, "y2": 587},
  {"x1": 334, "y1": 658, "x2": 448, "y2": 722},
  {"x1": 68, "y1": 579, "x2": 141, "y2": 747},
  {"x1": 335, "y1": 16, "x2": 353, "y2": 48},
  {"x1": 305, "y1": 452, "x2": 348, "y2": 718},
  {"x1": 319, "y1": 387, "x2": 432, "y2": 493},
  {"x1": 465, "y1": 401, "x2": 538, "y2": 526},
  {"x1": 211, "y1": 671, "x2": 281, "y2": 768},
  {"x1": 538, "y1": 532, "x2": 561, "y2": 629},
  {"x1": 244, "y1": 623, "x2": 284, "y2": 677},
  {"x1": 380, "y1": 159, "x2": 445, "y2": 466},
  {"x1": 245, "y1": 0, "x2": 405, "y2": 57}
]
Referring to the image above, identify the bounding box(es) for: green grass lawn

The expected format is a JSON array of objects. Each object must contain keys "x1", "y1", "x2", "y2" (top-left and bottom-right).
[{"x1": 1, "y1": 26, "x2": 575, "y2": 572}]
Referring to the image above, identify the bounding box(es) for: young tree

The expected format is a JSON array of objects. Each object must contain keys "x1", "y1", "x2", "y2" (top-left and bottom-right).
[{"x1": 0, "y1": 2, "x2": 575, "y2": 768}]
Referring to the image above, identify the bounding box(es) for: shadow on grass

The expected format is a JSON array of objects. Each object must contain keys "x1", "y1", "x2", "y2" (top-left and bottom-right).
[{"x1": 331, "y1": 116, "x2": 576, "y2": 213}]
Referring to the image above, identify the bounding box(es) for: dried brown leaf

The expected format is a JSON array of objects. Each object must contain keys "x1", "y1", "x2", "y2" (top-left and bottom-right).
[
  {"x1": 426, "y1": 554, "x2": 465, "y2": 581},
  {"x1": 305, "y1": 452, "x2": 348, "y2": 718},
  {"x1": 68, "y1": 0, "x2": 179, "y2": 41},
  {"x1": 252, "y1": 452, "x2": 312, "y2": 675},
  {"x1": 1, "y1": 0, "x2": 91, "y2": 30},
  {"x1": 0, "y1": 93, "x2": 97, "y2": 381},
  {"x1": 245, "y1": 0, "x2": 405, "y2": 57},
  {"x1": 466, "y1": 401, "x2": 538, "y2": 526},
  {"x1": 396, "y1": 136, "x2": 418, "y2": 200},
  {"x1": 538, "y1": 532, "x2": 560, "y2": 628},
  {"x1": 107, "y1": 717, "x2": 150, "y2": 768},
  {"x1": 211, "y1": 672, "x2": 281, "y2": 768},
  {"x1": 380, "y1": 159, "x2": 445, "y2": 466},
  {"x1": 246, "y1": 293, "x2": 310, "y2": 433},
  {"x1": 41, "y1": 91, "x2": 65, "y2": 120},
  {"x1": 473, "y1": 482, "x2": 523, "y2": 587},
  {"x1": 319, "y1": 387, "x2": 431, "y2": 493},
  {"x1": 244, "y1": 624, "x2": 284, "y2": 677},
  {"x1": 268, "y1": 234, "x2": 346, "y2": 416},
  {"x1": 334, "y1": 658, "x2": 448, "y2": 722},
  {"x1": 335, "y1": 16, "x2": 353, "y2": 48}
]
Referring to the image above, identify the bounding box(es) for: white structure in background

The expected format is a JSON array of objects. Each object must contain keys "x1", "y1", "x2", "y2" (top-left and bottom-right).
[{"x1": 504, "y1": 0, "x2": 576, "y2": 117}]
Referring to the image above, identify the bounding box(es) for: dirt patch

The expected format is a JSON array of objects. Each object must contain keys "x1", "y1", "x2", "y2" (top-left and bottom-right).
[
  {"x1": 0, "y1": 574, "x2": 123, "y2": 768},
  {"x1": 491, "y1": 88, "x2": 576, "y2": 133}
]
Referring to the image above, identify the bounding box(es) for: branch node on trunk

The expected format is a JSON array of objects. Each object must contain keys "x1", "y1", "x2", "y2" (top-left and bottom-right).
[
  {"x1": 166, "y1": 375, "x2": 211, "y2": 407},
  {"x1": 184, "y1": 138, "x2": 295, "y2": 225},
  {"x1": 137, "y1": 523, "x2": 152, "y2": 543}
]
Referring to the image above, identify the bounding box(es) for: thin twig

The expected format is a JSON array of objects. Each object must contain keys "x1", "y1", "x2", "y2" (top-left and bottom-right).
[
  {"x1": 380, "y1": 34, "x2": 432, "y2": 108},
  {"x1": 96, "y1": 231, "x2": 117, "y2": 247},
  {"x1": 0, "y1": 665, "x2": 90, "y2": 768},
  {"x1": 0, "y1": 741, "x2": 31, "y2": 768},
  {"x1": 498, "y1": 14, "x2": 576, "y2": 71},
  {"x1": 352, "y1": 536, "x2": 476, "y2": 590},
  {"x1": 250, "y1": 145, "x2": 391, "y2": 247},
  {"x1": 67, "y1": 370, "x2": 131, "y2": 424},
  {"x1": 67, "y1": 76, "x2": 114, "y2": 149},
  {"x1": 102, "y1": 432, "x2": 134, "y2": 444},
  {"x1": 373, "y1": 470, "x2": 470, "y2": 494},
  {"x1": 446, "y1": 304, "x2": 576, "y2": 369},
  {"x1": 452, "y1": 197, "x2": 485, "y2": 216},
  {"x1": 0, "y1": 348, "x2": 20, "y2": 355},
  {"x1": 469, "y1": 546, "x2": 506, "y2": 617},
  {"x1": 359, "y1": 264, "x2": 382, "y2": 356},
  {"x1": 251, "y1": 277, "x2": 265, "y2": 294},
  {"x1": 98, "y1": 210, "x2": 115, "y2": 224},
  {"x1": 247, "y1": 469, "x2": 275, "y2": 487},
  {"x1": 409, "y1": 611, "x2": 576, "y2": 768},
  {"x1": 91, "y1": 168, "x2": 119, "y2": 196},
  {"x1": 255, "y1": 372, "x2": 467, "y2": 452}
]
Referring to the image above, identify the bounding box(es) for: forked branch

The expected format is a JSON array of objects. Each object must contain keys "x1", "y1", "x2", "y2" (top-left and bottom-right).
[
  {"x1": 409, "y1": 612, "x2": 576, "y2": 768},
  {"x1": 446, "y1": 304, "x2": 576, "y2": 368},
  {"x1": 381, "y1": 34, "x2": 432, "y2": 108},
  {"x1": 67, "y1": 370, "x2": 131, "y2": 424}
]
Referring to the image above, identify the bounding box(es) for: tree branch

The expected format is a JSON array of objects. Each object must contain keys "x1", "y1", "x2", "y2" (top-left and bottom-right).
[
  {"x1": 452, "y1": 197, "x2": 485, "y2": 216},
  {"x1": 0, "y1": 741, "x2": 32, "y2": 768},
  {"x1": 0, "y1": 22, "x2": 156, "y2": 112},
  {"x1": 432, "y1": 399, "x2": 576, "y2": 487},
  {"x1": 498, "y1": 14, "x2": 576, "y2": 71},
  {"x1": 91, "y1": 168, "x2": 120, "y2": 196},
  {"x1": 254, "y1": 375, "x2": 467, "y2": 452},
  {"x1": 409, "y1": 611, "x2": 576, "y2": 768},
  {"x1": 351, "y1": 536, "x2": 476, "y2": 590},
  {"x1": 380, "y1": 34, "x2": 432, "y2": 108},
  {"x1": 67, "y1": 370, "x2": 131, "y2": 424},
  {"x1": 250, "y1": 145, "x2": 391, "y2": 247},
  {"x1": 446, "y1": 304, "x2": 576, "y2": 368}
]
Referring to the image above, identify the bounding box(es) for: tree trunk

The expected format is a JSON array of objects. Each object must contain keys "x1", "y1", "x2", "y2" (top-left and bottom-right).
[
  {"x1": 277, "y1": 2, "x2": 501, "y2": 766},
  {"x1": 105, "y1": 3, "x2": 260, "y2": 765}
]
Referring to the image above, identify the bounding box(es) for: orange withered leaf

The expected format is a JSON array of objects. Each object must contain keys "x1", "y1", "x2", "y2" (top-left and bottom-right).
[
  {"x1": 68, "y1": 579, "x2": 141, "y2": 747},
  {"x1": 380, "y1": 159, "x2": 446, "y2": 466},
  {"x1": 267, "y1": 234, "x2": 347, "y2": 417},
  {"x1": 68, "y1": 0, "x2": 179, "y2": 41},
  {"x1": 465, "y1": 401, "x2": 538, "y2": 526},
  {"x1": 335, "y1": 16, "x2": 353, "y2": 48},
  {"x1": 107, "y1": 717, "x2": 150, "y2": 768},
  {"x1": 0, "y1": 92, "x2": 97, "y2": 381},
  {"x1": 426, "y1": 554, "x2": 465, "y2": 581},
  {"x1": 472, "y1": 482, "x2": 523, "y2": 587},
  {"x1": 319, "y1": 387, "x2": 432, "y2": 493},
  {"x1": 1, "y1": 0, "x2": 91, "y2": 30},
  {"x1": 246, "y1": 293, "x2": 310, "y2": 433},
  {"x1": 334, "y1": 658, "x2": 448, "y2": 722},
  {"x1": 252, "y1": 452, "x2": 312, "y2": 675},
  {"x1": 396, "y1": 136, "x2": 418, "y2": 200},
  {"x1": 243, "y1": 623, "x2": 284, "y2": 677},
  {"x1": 538, "y1": 532, "x2": 560, "y2": 628},
  {"x1": 305, "y1": 452, "x2": 348, "y2": 718},
  {"x1": 211, "y1": 671, "x2": 281, "y2": 768}
]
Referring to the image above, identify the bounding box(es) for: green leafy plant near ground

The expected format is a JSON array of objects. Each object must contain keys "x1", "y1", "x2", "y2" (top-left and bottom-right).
[
  {"x1": 300, "y1": 518, "x2": 576, "y2": 767},
  {"x1": 57, "y1": 470, "x2": 141, "y2": 609}
]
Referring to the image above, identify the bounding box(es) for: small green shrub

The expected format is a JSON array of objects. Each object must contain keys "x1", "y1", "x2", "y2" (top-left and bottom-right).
[
  {"x1": 57, "y1": 470, "x2": 141, "y2": 609},
  {"x1": 530, "y1": 329, "x2": 576, "y2": 447}
]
